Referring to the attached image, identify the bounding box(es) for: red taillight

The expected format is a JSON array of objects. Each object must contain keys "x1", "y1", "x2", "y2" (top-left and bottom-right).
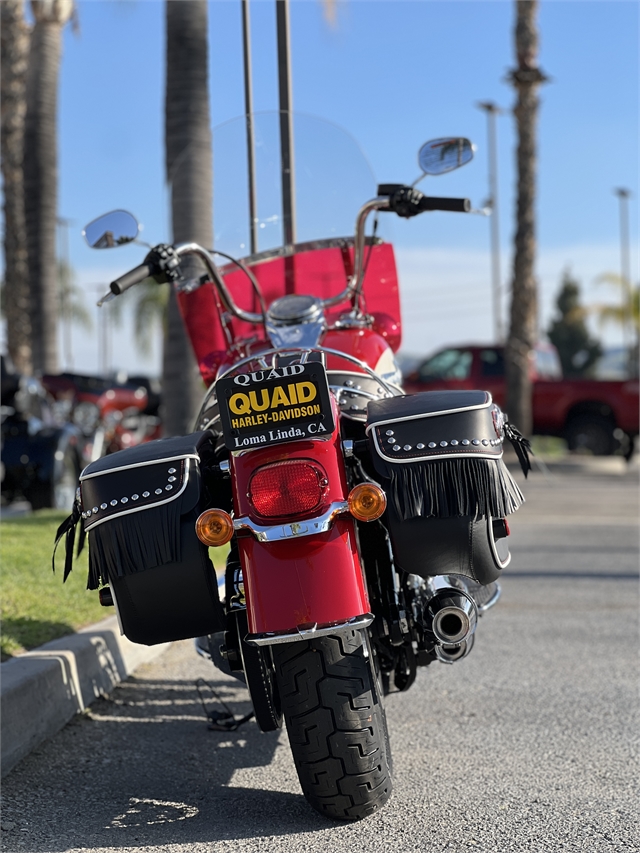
[{"x1": 248, "y1": 460, "x2": 328, "y2": 518}]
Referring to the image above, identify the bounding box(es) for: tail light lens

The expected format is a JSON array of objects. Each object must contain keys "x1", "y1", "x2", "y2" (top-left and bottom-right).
[{"x1": 248, "y1": 460, "x2": 329, "y2": 518}]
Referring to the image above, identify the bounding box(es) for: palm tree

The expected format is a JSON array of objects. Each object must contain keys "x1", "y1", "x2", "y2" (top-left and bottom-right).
[
  {"x1": 1, "y1": 0, "x2": 32, "y2": 374},
  {"x1": 23, "y1": 0, "x2": 74, "y2": 374},
  {"x1": 163, "y1": 0, "x2": 213, "y2": 436},
  {"x1": 505, "y1": 0, "x2": 547, "y2": 435}
]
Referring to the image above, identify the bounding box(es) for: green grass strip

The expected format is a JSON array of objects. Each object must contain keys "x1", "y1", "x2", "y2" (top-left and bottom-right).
[{"x1": 1, "y1": 510, "x2": 229, "y2": 661}]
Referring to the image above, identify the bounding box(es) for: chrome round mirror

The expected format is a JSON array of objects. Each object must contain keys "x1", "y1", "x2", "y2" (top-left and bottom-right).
[
  {"x1": 82, "y1": 210, "x2": 139, "y2": 249},
  {"x1": 418, "y1": 138, "x2": 474, "y2": 176}
]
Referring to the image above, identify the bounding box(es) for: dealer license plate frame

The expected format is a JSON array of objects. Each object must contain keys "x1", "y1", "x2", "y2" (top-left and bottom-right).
[{"x1": 216, "y1": 362, "x2": 336, "y2": 451}]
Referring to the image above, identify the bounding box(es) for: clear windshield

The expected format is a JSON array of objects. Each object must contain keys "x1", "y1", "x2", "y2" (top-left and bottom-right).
[{"x1": 210, "y1": 112, "x2": 377, "y2": 258}]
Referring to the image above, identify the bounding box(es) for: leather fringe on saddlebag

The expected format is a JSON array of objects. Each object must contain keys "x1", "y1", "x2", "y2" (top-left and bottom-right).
[
  {"x1": 54, "y1": 431, "x2": 225, "y2": 645},
  {"x1": 366, "y1": 391, "x2": 530, "y2": 585}
]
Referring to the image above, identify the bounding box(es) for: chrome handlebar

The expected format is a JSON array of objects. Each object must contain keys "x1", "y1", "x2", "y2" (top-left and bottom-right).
[{"x1": 174, "y1": 242, "x2": 264, "y2": 325}]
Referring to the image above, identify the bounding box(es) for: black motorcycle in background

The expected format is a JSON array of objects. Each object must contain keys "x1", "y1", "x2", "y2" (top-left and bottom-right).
[{"x1": 1, "y1": 355, "x2": 81, "y2": 510}]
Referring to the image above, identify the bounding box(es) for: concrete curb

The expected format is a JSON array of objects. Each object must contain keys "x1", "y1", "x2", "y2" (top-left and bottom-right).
[{"x1": 1, "y1": 616, "x2": 170, "y2": 778}]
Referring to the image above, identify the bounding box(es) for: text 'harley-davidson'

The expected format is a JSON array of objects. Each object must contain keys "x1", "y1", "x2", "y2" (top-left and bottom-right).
[{"x1": 55, "y1": 115, "x2": 531, "y2": 822}]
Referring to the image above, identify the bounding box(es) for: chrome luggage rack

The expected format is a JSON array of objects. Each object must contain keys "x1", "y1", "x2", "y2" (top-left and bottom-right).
[{"x1": 195, "y1": 346, "x2": 403, "y2": 431}]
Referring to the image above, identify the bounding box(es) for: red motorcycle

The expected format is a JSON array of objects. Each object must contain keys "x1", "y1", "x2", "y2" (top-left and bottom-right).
[
  {"x1": 41, "y1": 372, "x2": 162, "y2": 461},
  {"x1": 57, "y1": 116, "x2": 529, "y2": 821}
]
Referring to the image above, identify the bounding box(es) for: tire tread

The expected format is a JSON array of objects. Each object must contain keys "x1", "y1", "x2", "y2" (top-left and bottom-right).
[{"x1": 273, "y1": 629, "x2": 392, "y2": 821}]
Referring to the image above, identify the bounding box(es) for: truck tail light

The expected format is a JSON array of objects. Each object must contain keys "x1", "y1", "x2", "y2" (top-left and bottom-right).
[{"x1": 248, "y1": 460, "x2": 328, "y2": 518}]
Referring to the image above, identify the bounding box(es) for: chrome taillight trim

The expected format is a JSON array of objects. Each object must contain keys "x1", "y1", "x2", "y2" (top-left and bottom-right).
[
  {"x1": 233, "y1": 500, "x2": 349, "y2": 542},
  {"x1": 244, "y1": 612, "x2": 375, "y2": 647}
]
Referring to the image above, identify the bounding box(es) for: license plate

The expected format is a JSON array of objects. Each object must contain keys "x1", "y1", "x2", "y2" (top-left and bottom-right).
[{"x1": 216, "y1": 362, "x2": 335, "y2": 451}]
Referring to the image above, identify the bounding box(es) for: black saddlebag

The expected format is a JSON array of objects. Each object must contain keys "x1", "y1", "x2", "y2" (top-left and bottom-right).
[
  {"x1": 366, "y1": 390, "x2": 524, "y2": 585},
  {"x1": 77, "y1": 431, "x2": 225, "y2": 645}
]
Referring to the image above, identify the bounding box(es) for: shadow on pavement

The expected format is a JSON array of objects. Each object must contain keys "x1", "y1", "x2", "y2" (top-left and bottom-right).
[{"x1": 1, "y1": 666, "x2": 336, "y2": 851}]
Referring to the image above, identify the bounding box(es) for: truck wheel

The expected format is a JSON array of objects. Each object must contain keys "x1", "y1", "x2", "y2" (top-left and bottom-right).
[
  {"x1": 272, "y1": 629, "x2": 392, "y2": 821},
  {"x1": 565, "y1": 415, "x2": 615, "y2": 456},
  {"x1": 623, "y1": 433, "x2": 636, "y2": 462}
]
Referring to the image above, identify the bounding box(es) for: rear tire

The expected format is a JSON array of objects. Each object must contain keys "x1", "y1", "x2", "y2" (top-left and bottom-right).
[{"x1": 272, "y1": 629, "x2": 392, "y2": 821}]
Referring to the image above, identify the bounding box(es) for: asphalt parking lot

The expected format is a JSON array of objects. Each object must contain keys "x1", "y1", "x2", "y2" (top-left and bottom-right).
[{"x1": 1, "y1": 457, "x2": 638, "y2": 853}]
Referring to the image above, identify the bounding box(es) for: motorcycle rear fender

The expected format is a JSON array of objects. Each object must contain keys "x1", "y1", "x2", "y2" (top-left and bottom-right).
[
  {"x1": 238, "y1": 517, "x2": 370, "y2": 636},
  {"x1": 230, "y1": 398, "x2": 370, "y2": 637}
]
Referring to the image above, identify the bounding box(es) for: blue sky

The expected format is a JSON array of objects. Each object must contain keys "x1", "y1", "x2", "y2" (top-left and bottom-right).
[{"x1": 43, "y1": 0, "x2": 640, "y2": 372}]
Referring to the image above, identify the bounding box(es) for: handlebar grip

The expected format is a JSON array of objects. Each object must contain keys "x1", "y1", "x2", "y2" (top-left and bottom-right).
[
  {"x1": 419, "y1": 196, "x2": 471, "y2": 213},
  {"x1": 110, "y1": 263, "x2": 154, "y2": 295}
]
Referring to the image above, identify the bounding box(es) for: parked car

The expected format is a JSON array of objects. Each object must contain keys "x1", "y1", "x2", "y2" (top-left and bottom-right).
[{"x1": 402, "y1": 343, "x2": 639, "y2": 457}]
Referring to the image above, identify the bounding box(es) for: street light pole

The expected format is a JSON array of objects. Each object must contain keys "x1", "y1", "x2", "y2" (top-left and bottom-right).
[
  {"x1": 477, "y1": 101, "x2": 504, "y2": 343},
  {"x1": 614, "y1": 187, "x2": 633, "y2": 371}
]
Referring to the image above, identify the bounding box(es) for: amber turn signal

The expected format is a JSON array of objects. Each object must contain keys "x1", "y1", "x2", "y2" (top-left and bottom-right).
[
  {"x1": 196, "y1": 509, "x2": 234, "y2": 547},
  {"x1": 348, "y1": 483, "x2": 387, "y2": 522}
]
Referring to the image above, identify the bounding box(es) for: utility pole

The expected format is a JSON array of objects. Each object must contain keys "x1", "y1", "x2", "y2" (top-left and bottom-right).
[
  {"x1": 276, "y1": 0, "x2": 296, "y2": 249},
  {"x1": 477, "y1": 101, "x2": 504, "y2": 343},
  {"x1": 241, "y1": 0, "x2": 258, "y2": 256},
  {"x1": 614, "y1": 187, "x2": 633, "y2": 372}
]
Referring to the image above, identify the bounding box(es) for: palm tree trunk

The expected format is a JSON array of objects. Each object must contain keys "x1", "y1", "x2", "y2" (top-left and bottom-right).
[
  {"x1": 505, "y1": 0, "x2": 547, "y2": 435},
  {"x1": 1, "y1": 0, "x2": 32, "y2": 374},
  {"x1": 23, "y1": 0, "x2": 73, "y2": 374},
  {"x1": 163, "y1": 0, "x2": 213, "y2": 436}
]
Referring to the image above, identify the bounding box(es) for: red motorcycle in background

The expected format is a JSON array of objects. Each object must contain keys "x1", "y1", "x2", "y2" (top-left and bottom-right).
[
  {"x1": 41, "y1": 372, "x2": 162, "y2": 460},
  {"x1": 57, "y1": 116, "x2": 529, "y2": 821}
]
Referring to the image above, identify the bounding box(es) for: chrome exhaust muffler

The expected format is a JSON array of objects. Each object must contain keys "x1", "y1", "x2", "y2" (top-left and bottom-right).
[
  {"x1": 434, "y1": 633, "x2": 475, "y2": 664},
  {"x1": 423, "y1": 580, "x2": 478, "y2": 646}
]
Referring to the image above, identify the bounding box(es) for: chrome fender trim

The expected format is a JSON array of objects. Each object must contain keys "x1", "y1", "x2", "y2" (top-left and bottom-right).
[
  {"x1": 244, "y1": 612, "x2": 375, "y2": 647},
  {"x1": 233, "y1": 500, "x2": 349, "y2": 542}
]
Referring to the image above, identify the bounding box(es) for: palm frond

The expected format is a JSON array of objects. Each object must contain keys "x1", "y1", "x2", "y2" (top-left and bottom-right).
[{"x1": 592, "y1": 272, "x2": 639, "y2": 331}]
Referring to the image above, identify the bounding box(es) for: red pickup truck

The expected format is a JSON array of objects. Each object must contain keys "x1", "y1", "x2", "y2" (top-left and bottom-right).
[{"x1": 402, "y1": 344, "x2": 639, "y2": 456}]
